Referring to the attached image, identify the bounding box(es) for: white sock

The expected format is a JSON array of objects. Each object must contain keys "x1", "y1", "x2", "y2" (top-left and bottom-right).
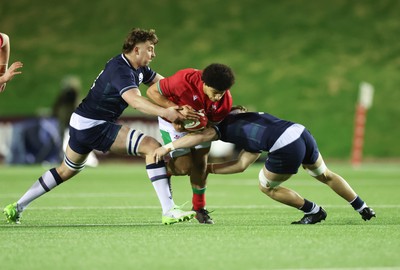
[
  {"x1": 146, "y1": 162, "x2": 175, "y2": 214},
  {"x1": 17, "y1": 168, "x2": 63, "y2": 212}
]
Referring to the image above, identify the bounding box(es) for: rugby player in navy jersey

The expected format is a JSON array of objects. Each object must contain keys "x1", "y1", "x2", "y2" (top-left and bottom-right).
[
  {"x1": 3, "y1": 28, "x2": 198, "y2": 225},
  {"x1": 153, "y1": 106, "x2": 376, "y2": 224}
]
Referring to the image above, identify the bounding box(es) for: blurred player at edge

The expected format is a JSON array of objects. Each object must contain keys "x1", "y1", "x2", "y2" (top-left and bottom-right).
[
  {"x1": 153, "y1": 106, "x2": 376, "y2": 224},
  {"x1": 3, "y1": 28, "x2": 199, "y2": 225},
  {"x1": 0, "y1": 32, "x2": 23, "y2": 93},
  {"x1": 147, "y1": 63, "x2": 235, "y2": 224}
]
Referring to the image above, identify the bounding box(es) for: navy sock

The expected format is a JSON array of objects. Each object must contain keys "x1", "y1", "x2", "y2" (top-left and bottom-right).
[
  {"x1": 350, "y1": 196, "x2": 366, "y2": 211},
  {"x1": 300, "y1": 199, "x2": 316, "y2": 213}
]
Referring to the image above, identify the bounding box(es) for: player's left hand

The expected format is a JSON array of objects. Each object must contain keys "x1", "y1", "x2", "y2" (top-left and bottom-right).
[
  {"x1": 162, "y1": 106, "x2": 184, "y2": 122},
  {"x1": 154, "y1": 146, "x2": 170, "y2": 164},
  {"x1": 0, "y1": 61, "x2": 23, "y2": 93},
  {"x1": 2, "y1": 61, "x2": 23, "y2": 80}
]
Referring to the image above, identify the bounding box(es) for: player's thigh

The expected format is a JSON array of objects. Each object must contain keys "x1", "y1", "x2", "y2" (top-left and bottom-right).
[
  {"x1": 263, "y1": 166, "x2": 292, "y2": 182},
  {"x1": 258, "y1": 165, "x2": 292, "y2": 192},
  {"x1": 109, "y1": 125, "x2": 130, "y2": 154},
  {"x1": 302, "y1": 153, "x2": 324, "y2": 171},
  {"x1": 109, "y1": 125, "x2": 160, "y2": 156},
  {"x1": 302, "y1": 153, "x2": 329, "y2": 180},
  {"x1": 170, "y1": 154, "x2": 193, "y2": 175},
  {"x1": 300, "y1": 128, "x2": 322, "y2": 171}
]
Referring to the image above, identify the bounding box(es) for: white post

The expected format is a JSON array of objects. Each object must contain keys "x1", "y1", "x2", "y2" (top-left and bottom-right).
[{"x1": 351, "y1": 82, "x2": 374, "y2": 167}]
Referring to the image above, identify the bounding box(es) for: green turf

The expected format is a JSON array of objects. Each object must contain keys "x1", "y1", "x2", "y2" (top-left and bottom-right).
[{"x1": 0, "y1": 163, "x2": 399, "y2": 270}]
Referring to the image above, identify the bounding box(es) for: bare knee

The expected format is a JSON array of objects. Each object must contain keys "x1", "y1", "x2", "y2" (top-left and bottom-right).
[
  {"x1": 60, "y1": 154, "x2": 86, "y2": 181},
  {"x1": 139, "y1": 136, "x2": 161, "y2": 156},
  {"x1": 259, "y1": 183, "x2": 277, "y2": 198},
  {"x1": 56, "y1": 165, "x2": 80, "y2": 181},
  {"x1": 169, "y1": 159, "x2": 193, "y2": 176},
  {"x1": 315, "y1": 169, "x2": 334, "y2": 183}
]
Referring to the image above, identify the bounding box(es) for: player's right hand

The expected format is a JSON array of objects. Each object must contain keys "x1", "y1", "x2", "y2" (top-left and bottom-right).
[
  {"x1": 162, "y1": 106, "x2": 183, "y2": 123},
  {"x1": 179, "y1": 105, "x2": 201, "y2": 120}
]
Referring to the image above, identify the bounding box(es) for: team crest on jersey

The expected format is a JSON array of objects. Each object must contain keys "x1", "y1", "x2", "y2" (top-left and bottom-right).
[
  {"x1": 212, "y1": 104, "x2": 217, "y2": 110},
  {"x1": 174, "y1": 134, "x2": 183, "y2": 140},
  {"x1": 138, "y1": 73, "x2": 143, "y2": 84},
  {"x1": 193, "y1": 95, "x2": 198, "y2": 101}
]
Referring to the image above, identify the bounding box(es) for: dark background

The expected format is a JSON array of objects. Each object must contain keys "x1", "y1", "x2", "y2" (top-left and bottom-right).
[{"x1": 1, "y1": 0, "x2": 399, "y2": 158}]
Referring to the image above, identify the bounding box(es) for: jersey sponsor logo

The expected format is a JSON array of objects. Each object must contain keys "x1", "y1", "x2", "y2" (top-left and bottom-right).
[{"x1": 138, "y1": 73, "x2": 143, "y2": 84}]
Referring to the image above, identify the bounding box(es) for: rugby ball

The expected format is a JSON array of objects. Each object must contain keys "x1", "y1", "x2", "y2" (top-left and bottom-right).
[{"x1": 183, "y1": 113, "x2": 208, "y2": 132}]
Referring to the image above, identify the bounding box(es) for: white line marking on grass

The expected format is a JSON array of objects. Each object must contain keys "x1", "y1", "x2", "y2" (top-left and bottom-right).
[
  {"x1": 279, "y1": 266, "x2": 400, "y2": 270},
  {"x1": 0, "y1": 222, "x2": 186, "y2": 228},
  {"x1": 23, "y1": 204, "x2": 400, "y2": 210},
  {"x1": 0, "y1": 193, "x2": 137, "y2": 198}
]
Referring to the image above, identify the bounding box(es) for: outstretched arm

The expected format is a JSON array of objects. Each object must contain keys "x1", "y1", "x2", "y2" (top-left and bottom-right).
[
  {"x1": 153, "y1": 127, "x2": 218, "y2": 162},
  {"x1": 122, "y1": 88, "x2": 183, "y2": 123},
  {"x1": 146, "y1": 82, "x2": 176, "y2": 108},
  {"x1": 147, "y1": 82, "x2": 200, "y2": 120},
  {"x1": 208, "y1": 150, "x2": 261, "y2": 174}
]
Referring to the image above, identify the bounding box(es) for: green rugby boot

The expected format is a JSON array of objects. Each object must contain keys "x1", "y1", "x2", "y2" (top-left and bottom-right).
[
  {"x1": 3, "y1": 202, "x2": 21, "y2": 224},
  {"x1": 162, "y1": 206, "x2": 196, "y2": 225}
]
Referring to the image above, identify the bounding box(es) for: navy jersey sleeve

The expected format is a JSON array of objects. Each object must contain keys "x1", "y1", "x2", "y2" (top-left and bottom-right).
[
  {"x1": 112, "y1": 66, "x2": 138, "y2": 96},
  {"x1": 111, "y1": 65, "x2": 155, "y2": 96},
  {"x1": 141, "y1": 66, "x2": 157, "y2": 85}
]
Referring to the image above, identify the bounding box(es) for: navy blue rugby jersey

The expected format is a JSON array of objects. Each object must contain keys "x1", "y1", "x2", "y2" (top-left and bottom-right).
[
  {"x1": 214, "y1": 112, "x2": 295, "y2": 153},
  {"x1": 75, "y1": 54, "x2": 156, "y2": 122}
]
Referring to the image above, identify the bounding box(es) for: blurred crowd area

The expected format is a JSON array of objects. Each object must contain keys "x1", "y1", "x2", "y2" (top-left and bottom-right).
[
  {"x1": 0, "y1": 75, "x2": 236, "y2": 166},
  {"x1": 0, "y1": 117, "x2": 236, "y2": 166}
]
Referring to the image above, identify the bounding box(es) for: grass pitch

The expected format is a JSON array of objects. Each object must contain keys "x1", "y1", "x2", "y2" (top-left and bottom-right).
[{"x1": 0, "y1": 162, "x2": 399, "y2": 270}]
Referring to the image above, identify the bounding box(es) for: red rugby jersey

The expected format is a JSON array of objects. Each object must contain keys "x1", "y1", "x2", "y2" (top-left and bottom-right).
[{"x1": 158, "y1": 68, "x2": 232, "y2": 123}]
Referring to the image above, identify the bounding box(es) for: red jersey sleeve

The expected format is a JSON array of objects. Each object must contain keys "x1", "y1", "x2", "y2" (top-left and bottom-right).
[{"x1": 158, "y1": 68, "x2": 203, "y2": 107}]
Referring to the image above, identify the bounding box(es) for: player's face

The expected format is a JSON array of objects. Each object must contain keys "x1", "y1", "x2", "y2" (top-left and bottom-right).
[
  {"x1": 204, "y1": 85, "x2": 225, "y2": 102},
  {"x1": 135, "y1": 41, "x2": 156, "y2": 66}
]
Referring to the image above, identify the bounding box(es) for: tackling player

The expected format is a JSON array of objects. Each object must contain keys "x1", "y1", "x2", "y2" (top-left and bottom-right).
[
  {"x1": 147, "y1": 63, "x2": 235, "y2": 224},
  {"x1": 3, "y1": 28, "x2": 198, "y2": 225},
  {"x1": 153, "y1": 106, "x2": 376, "y2": 224}
]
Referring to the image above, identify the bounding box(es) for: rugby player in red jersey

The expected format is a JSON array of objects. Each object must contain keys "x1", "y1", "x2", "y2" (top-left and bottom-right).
[{"x1": 147, "y1": 63, "x2": 235, "y2": 224}]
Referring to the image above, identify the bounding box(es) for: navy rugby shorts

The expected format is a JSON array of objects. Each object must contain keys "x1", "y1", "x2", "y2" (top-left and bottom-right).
[
  {"x1": 265, "y1": 129, "x2": 319, "y2": 174},
  {"x1": 69, "y1": 122, "x2": 122, "y2": 155}
]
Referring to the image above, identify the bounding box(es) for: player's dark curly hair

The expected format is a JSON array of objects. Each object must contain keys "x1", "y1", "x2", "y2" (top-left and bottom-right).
[
  {"x1": 201, "y1": 63, "x2": 235, "y2": 92},
  {"x1": 122, "y1": 28, "x2": 158, "y2": 53}
]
